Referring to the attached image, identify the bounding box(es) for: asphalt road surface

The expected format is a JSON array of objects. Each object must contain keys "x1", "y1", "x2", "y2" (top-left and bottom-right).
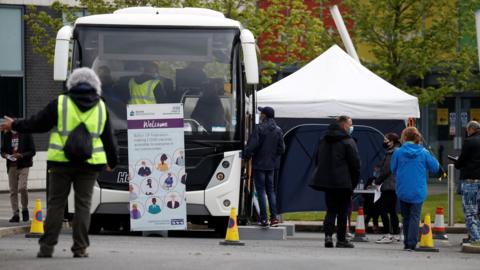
[{"x1": 0, "y1": 230, "x2": 478, "y2": 270}]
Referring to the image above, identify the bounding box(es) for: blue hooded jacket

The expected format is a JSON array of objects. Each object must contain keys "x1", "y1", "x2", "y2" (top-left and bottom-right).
[{"x1": 390, "y1": 143, "x2": 439, "y2": 204}]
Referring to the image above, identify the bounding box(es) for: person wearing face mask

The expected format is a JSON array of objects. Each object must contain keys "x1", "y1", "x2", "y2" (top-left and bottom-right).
[
  {"x1": 1, "y1": 125, "x2": 36, "y2": 223},
  {"x1": 128, "y1": 61, "x2": 167, "y2": 104},
  {"x1": 375, "y1": 133, "x2": 402, "y2": 244},
  {"x1": 309, "y1": 115, "x2": 360, "y2": 248}
]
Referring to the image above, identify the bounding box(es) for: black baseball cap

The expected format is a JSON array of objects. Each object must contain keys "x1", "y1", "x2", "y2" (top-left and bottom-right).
[{"x1": 258, "y1": 106, "x2": 275, "y2": 118}]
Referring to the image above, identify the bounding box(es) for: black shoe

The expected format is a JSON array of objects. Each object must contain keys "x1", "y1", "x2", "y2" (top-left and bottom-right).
[
  {"x1": 336, "y1": 240, "x2": 355, "y2": 248},
  {"x1": 9, "y1": 214, "x2": 20, "y2": 223},
  {"x1": 73, "y1": 251, "x2": 89, "y2": 258},
  {"x1": 259, "y1": 220, "x2": 269, "y2": 228},
  {"x1": 37, "y1": 251, "x2": 52, "y2": 258},
  {"x1": 325, "y1": 236, "x2": 334, "y2": 248},
  {"x1": 22, "y1": 209, "x2": 29, "y2": 222}
]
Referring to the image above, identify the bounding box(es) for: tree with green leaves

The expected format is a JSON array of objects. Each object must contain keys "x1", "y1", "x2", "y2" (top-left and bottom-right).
[
  {"x1": 249, "y1": 0, "x2": 333, "y2": 84},
  {"x1": 344, "y1": 0, "x2": 480, "y2": 105},
  {"x1": 24, "y1": 0, "x2": 256, "y2": 64},
  {"x1": 25, "y1": 0, "x2": 332, "y2": 85}
]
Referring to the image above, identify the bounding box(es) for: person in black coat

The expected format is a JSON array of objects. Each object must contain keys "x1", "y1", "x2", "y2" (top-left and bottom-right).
[
  {"x1": 375, "y1": 133, "x2": 401, "y2": 243},
  {"x1": 455, "y1": 121, "x2": 480, "y2": 245},
  {"x1": 244, "y1": 106, "x2": 285, "y2": 227},
  {"x1": 1, "y1": 129, "x2": 36, "y2": 222},
  {"x1": 309, "y1": 115, "x2": 360, "y2": 248}
]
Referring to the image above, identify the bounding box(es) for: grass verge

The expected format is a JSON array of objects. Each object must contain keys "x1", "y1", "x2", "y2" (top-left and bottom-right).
[{"x1": 282, "y1": 193, "x2": 464, "y2": 224}]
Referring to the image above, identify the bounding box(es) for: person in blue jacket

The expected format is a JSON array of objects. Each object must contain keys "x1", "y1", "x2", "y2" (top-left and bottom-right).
[{"x1": 390, "y1": 127, "x2": 439, "y2": 251}]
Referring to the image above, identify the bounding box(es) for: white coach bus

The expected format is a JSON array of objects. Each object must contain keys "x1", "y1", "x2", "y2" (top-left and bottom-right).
[{"x1": 52, "y1": 7, "x2": 259, "y2": 233}]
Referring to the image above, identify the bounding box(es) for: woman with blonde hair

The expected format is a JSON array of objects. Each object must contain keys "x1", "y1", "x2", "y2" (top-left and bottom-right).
[{"x1": 390, "y1": 127, "x2": 439, "y2": 251}]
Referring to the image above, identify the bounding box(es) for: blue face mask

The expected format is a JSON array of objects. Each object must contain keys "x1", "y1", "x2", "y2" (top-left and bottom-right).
[{"x1": 348, "y1": 126, "x2": 354, "y2": 135}]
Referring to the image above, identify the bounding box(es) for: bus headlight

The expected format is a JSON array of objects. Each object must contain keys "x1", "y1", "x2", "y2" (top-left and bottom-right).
[
  {"x1": 216, "y1": 172, "x2": 225, "y2": 181},
  {"x1": 206, "y1": 155, "x2": 234, "y2": 189},
  {"x1": 221, "y1": 161, "x2": 230, "y2": 168},
  {"x1": 223, "y1": 199, "x2": 231, "y2": 207}
]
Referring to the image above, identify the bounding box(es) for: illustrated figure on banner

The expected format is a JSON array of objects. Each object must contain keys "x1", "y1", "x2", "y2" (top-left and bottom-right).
[
  {"x1": 181, "y1": 174, "x2": 187, "y2": 185},
  {"x1": 164, "y1": 173, "x2": 174, "y2": 189},
  {"x1": 129, "y1": 184, "x2": 138, "y2": 200},
  {"x1": 138, "y1": 161, "x2": 152, "y2": 177},
  {"x1": 166, "y1": 193, "x2": 180, "y2": 209},
  {"x1": 175, "y1": 150, "x2": 185, "y2": 166},
  {"x1": 156, "y1": 154, "x2": 169, "y2": 172},
  {"x1": 142, "y1": 177, "x2": 158, "y2": 196},
  {"x1": 131, "y1": 203, "x2": 142, "y2": 219},
  {"x1": 148, "y1": 198, "x2": 161, "y2": 214}
]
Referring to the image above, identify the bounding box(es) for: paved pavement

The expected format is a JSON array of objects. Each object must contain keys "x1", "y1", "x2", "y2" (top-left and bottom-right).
[
  {"x1": 0, "y1": 230, "x2": 478, "y2": 270},
  {"x1": 0, "y1": 191, "x2": 46, "y2": 226}
]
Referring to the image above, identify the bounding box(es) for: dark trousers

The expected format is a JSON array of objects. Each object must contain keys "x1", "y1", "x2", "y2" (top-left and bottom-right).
[
  {"x1": 363, "y1": 194, "x2": 379, "y2": 228},
  {"x1": 379, "y1": 190, "x2": 400, "y2": 234},
  {"x1": 399, "y1": 200, "x2": 422, "y2": 249},
  {"x1": 324, "y1": 189, "x2": 352, "y2": 241},
  {"x1": 253, "y1": 169, "x2": 278, "y2": 221},
  {"x1": 39, "y1": 167, "x2": 98, "y2": 254}
]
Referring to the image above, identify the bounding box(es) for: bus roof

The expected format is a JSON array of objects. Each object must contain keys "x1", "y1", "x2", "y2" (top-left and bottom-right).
[{"x1": 75, "y1": 7, "x2": 242, "y2": 28}]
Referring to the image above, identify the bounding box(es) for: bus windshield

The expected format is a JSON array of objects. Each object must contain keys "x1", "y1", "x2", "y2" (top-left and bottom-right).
[{"x1": 74, "y1": 26, "x2": 240, "y2": 141}]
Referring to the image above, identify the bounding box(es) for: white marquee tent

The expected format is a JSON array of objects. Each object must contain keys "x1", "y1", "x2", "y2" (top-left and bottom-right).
[{"x1": 257, "y1": 45, "x2": 420, "y2": 120}]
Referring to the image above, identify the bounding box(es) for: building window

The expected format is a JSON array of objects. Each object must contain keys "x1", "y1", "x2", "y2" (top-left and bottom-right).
[{"x1": 0, "y1": 6, "x2": 24, "y2": 118}]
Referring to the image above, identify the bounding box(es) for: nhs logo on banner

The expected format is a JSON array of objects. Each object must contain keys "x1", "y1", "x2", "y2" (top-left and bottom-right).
[{"x1": 171, "y1": 219, "x2": 185, "y2": 226}]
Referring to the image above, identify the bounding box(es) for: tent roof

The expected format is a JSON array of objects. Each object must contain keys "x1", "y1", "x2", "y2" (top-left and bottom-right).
[{"x1": 257, "y1": 45, "x2": 420, "y2": 120}]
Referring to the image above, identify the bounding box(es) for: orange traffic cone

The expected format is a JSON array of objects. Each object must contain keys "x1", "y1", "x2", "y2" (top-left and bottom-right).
[
  {"x1": 25, "y1": 198, "x2": 44, "y2": 238},
  {"x1": 352, "y1": 207, "x2": 368, "y2": 242},
  {"x1": 416, "y1": 214, "x2": 439, "y2": 252},
  {"x1": 432, "y1": 207, "x2": 448, "y2": 240},
  {"x1": 219, "y1": 207, "x2": 245, "y2": 246}
]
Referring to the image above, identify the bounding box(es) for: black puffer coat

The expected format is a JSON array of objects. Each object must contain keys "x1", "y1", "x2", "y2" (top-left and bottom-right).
[
  {"x1": 309, "y1": 123, "x2": 361, "y2": 191},
  {"x1": 375, "y1": 145, "x2": 400, "y2": 191}
]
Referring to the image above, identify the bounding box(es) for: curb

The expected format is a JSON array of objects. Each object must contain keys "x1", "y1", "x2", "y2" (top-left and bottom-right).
[
  {"x1": 291, "y1": 223, "x2": 467, "y2": 234},
  {"x1": 0, "y1": 225, "x2": 30, "y2": 238},
  {"x1": 0, "y1": 223, "x2": 467, "y2": 237}
]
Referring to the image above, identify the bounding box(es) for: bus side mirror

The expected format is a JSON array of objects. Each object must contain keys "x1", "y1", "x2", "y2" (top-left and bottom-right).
[
  {"x1": 53, "y1": 26, "x2": 73, "y2": 81},
  {"x1": 240, "y1": 29, "x2": 259, "y2": 85}
]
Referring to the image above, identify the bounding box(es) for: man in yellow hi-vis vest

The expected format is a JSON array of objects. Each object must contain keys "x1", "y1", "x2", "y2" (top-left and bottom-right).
[
  {"x1": 1, "y1": 68, "x2": 117, "y2": 259},
  {"x1": 128, "y1": 62, "x2": 166, "y2": 104}
]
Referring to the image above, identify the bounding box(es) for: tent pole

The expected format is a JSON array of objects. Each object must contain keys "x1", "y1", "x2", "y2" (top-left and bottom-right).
[{"x1": 330, "y1": 5, "x2": 360, "y2": 63}]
